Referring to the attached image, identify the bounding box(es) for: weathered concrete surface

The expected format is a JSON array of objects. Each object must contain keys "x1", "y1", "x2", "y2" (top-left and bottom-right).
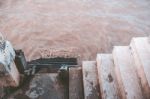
[
  {"x1": 69, "y1": 67, "x2": 84, "y2": 99},
  {"x1": 82, "y1": 61, "x2": 100, "y2": 99},
  {"x1": 130, "y1": 37, "x2": 150, "y2": 99},
  {"x1": 97, "y1": 54, "x2": 120, "y2": 99},
  {"x1": 8, "y1": 73, "x2": 68, "y2": 99},
  {"x1": 0, "y1": 34, "x2": 20, "y2": 87},
  {"x1": 0, "y1": 0, "x2": 150, "y2": 61},
  {"x1": 113, "y1": 46, "x2": 144, "y2": 99}
]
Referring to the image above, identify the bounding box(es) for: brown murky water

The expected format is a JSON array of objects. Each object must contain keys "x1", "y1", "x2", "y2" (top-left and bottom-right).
[{"x1": 0, "y1": 0, "x2": 150, "y2": 62}]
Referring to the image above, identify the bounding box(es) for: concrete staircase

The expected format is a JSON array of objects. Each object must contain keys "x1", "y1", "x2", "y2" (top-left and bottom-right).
[{"x1": 69, "y1": 37, "x2": 150, "y2": 99}]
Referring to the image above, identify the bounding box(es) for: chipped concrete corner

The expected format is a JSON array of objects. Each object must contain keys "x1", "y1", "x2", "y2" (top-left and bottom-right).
[{"x1": 0, "y1": 33, "x2": 20, "y2": 87}]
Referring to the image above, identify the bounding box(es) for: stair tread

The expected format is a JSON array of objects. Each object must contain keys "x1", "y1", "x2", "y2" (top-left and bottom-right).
[
  {"x1": 130, "y1": 37, "x2": 150, "y2": 98},
  {"x1": 82, "y1": 61, "x2": 100, "y2": 99},
  {"x1": 131, "y1": 37, "x2": 150, "y2": 84},
  {"x1": 69, "y1": 67, "x2": 84, "y2": 99},
  {"x1": 113, "y1": 46, "x2": 143, "y2": 99},
  {"x1": 97, "y1": 54, "x2": 120, "y2": 99}
]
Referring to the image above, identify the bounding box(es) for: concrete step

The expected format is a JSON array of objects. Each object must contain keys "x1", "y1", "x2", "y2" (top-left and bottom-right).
[
  {"x1": 113, "y1": 46, "x2": 144, "y2": 99},
  {"x1": 69, "y1": 67, "x2": 84, "y2": 99},
  {"x1": 130, "y1": 37, "x2": 150, "y2": 98},
  {"x1": 82, "y1": 61, "x2": 100, "y2": 99},
  {"x1": 26, "y1": 73, "x2": 68, "y2": 99},
  {"x1": 97, "y1": 54, "x2": 120, "y2": 99}
]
